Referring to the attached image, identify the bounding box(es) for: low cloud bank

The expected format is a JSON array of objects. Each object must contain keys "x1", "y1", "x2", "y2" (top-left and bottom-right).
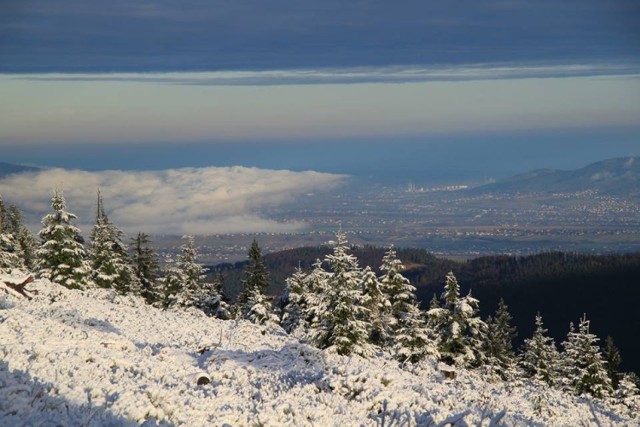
[{"x1": 0, "y1": 166, "x2": 347, "y2": 235}]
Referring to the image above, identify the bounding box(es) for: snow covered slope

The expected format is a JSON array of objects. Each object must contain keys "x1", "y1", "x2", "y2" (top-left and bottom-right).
[{"x1": 0, "y1": 276, "x2": 636, "y2": 426}]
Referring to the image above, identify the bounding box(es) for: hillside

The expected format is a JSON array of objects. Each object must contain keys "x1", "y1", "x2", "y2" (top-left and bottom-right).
[
  {"x1": 470, "y1": 156, "x2": 640, "y2": 197},
  {"x1": 209, "y1": 248, "x2": 640, "y2": 374},
  {"x1": 0, "y1": 162, "x2": 41, "y2": 179},
  {"x1": 1, "y1": 274, "x2": 637, "y2": 426}
]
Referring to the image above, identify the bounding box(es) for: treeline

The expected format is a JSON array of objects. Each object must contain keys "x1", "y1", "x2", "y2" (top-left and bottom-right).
[
  {"x1": 2, "y1": 191, "x2": 640, "y2": 410},
  {"x1": 211, "y1": 247, "x2": 640, "y2": 374},
  {"x1": 0, "y1": 191, "x2": 230, "y2": 317}
]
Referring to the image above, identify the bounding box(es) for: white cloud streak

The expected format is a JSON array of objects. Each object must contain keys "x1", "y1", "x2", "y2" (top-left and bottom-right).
[
  {"x1": 0, "y1": 166, "x2": 347, "y2": 235},
  {"x1": 10, "y1": 63, "x2": 640, "y2": 86}
]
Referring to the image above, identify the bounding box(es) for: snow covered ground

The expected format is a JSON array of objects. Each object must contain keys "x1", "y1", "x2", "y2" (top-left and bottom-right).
[{"x1": 1, "y1": 275, "x2": 637, "y2": 426}]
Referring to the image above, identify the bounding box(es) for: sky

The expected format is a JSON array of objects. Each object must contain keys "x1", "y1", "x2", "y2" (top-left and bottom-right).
[{"x1": 1, "y1": 0, "x2": 639, "y2": 232}]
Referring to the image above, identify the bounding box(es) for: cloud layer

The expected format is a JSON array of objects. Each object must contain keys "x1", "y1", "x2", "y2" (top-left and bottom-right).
[
  {"x1": 2, "y1": 0, "x2": 638, "y2": 72},
  {"x1": 0, "y1": 166, "x2": 346, "y2": 235},
  {"x1": 14, "y1": 63, "x2": 640, "y2": 86}
]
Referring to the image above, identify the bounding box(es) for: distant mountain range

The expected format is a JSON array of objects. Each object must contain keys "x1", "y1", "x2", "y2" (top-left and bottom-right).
[
  {"x1": 0, "y1": 162, "x2": 41, "y2": 179},
  {"x1": 471, "y1": 156, "x2": 640, "y2": 198}
]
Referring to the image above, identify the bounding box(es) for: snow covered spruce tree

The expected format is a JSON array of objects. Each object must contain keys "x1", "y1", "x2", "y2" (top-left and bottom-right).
[
  {"x1": 297, "y1": 258, "x2": 329, "y2": 338},
  {"x1": 428, "y1": 271, "x2": 486, "y2": 367},
  {"x1": 198, "y1": 271, "x2": 231, "y2": 319},
  {"x1": 173, "y1": 235, "x2": 207, "y2": 308},
  {"x1": 604, "y1": 336, "x2": 622, "y2": 390},
  {"x1": 89, "y1": 192, "x2": 139, "y2": 294},
  {"x1": 0, "y1": 201, "x2": 37, "y2": 271},
  {"x1": 561, "y1": 314, "x2": 613, "y2": 398},
  {"x1": 0, "y1": 197, "x2": 23, "y2": 272},
  {"x1": 361, "y1": 265, "x2": 388, "y2": 346},
  {"x1": 236, "y1": 239, "x2": 275, "y2": 325},
  {"x1": 520, "y1": 313, "x2": 561, "y2": 387},
  {"x1": 160, "y1": 255, "x2": 183, "y2": 308},
  {"x1": 281, "y1": 266, "x2": 312, "y2": 333},
  {"x1": 312, "y1": 231, "x2": 372, "y2": 356},
  {"x1": 379, "y1": 247, "x2": 437, "y2": 363},
  {"x1": 36, "y1": 190, "x2": 91, "y2": 289},
  {"x1": 484, "y1": 298, "x2": 518, "y2": 380},
  {"x1": 131, "y1": 232, "x2": 162, "y2": 305}
]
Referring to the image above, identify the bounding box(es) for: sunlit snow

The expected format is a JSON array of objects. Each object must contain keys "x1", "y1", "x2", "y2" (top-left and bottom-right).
[{"x1": 0, "y1": 273, "x2": 636, "y2": 426}]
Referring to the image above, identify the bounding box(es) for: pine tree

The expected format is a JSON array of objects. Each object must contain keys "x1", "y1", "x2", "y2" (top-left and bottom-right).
[
  {"x1": 312, "y1": 232, "x2": 371, "y2": 356},
  {"x1": 561, "y1": 314, "x2": 613, "y2": 398},
  {"x1": 160, "y1": 255, "x2": 184, "y2": 308},
  {"x1": 379, "y1": 247, "x2": 437, "y2": 362},
  {"x1": 281, "y1": 266, "x2": 311, "y2": 333},
  {"x1": 393, "y1": 302, "x2": 438, "y2": 364},
  {"x1": 36, "y1": 190, "x2": 91, "y2": 289},
  {"x1": 604, "y1": 336, "x2": 622, "y2": 390},
  {"x1": 428, "y1": 271, "x2": 486, "y2": 367},
  {"x1": 0, "y1": 232, "x2": 21, "y2": 272},
  {"x1": 131, "y1": 232, "x2": 162, "y2": 305},
  {"x1": 236, "y1": 239, "x2": 274, "y2": 325},
  {"x1": 520, "y1": 313, "x2": 561, "y2": 387},
  {"x1": 0, "y1": 197, "x2": 22, "y2": 272},
  {"x1": 614, "y1": 373, "x2": 640, "y2": 407},
  {"x1": 198, "y1": 271, "x2": 231, "y2": 319},
  {"x1": 89, "y1": 192, "x2": 138, "y2": 294},
  {"x1": 361, "y1": 265, "x2": 388, "y2": 346},
  {"x1": 378, "y1": 247, "x2": 408, "y2": 339},
  {"x1": 173, "y1": 235, "x2": 206, "y2": 307},
  {"x1": 302, "y1": 258, "x2": 329, "y2": 339},
  {"x1": 484, "y1": 299, "x2": 518, "y2": 380},
  {"x1": 1, "y1": 204, "x2": 37, "y2": 271}
]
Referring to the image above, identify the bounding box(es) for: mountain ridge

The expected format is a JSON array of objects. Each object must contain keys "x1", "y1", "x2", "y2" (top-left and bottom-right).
[{"x1": 470, "y1": 156, "x2": 640, "y2": 197}]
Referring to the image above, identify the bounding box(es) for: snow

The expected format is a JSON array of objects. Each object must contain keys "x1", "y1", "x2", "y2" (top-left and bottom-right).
[{"x1": 1, "y1": 276, "x2": 637, "y2": 426}]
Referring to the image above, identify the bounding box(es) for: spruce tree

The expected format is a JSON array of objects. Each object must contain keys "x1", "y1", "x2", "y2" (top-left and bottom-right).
[
  {"x1": 0, "y1": 197, "x2": 22, "y2": 271},
  {"x1": 604, "y1": 336, "x2": 622, "y2": 390},
  {"x1": 393, "y1": 302, "x2": 438, "y2": 364},
  {"x1": 1, "y1": 204, "x2": 37, "y2": 271},
  {"x1": 302, "y1": 258, "x2": 329, "y2": 339},
  {"x1": 173, "y1": 235, "x2": 206, "y2": 307},
  {"x1": 36, "y1": 190, "x2": 91, "y2": 289},
  {"x1": 89, "y1": 192, "x2": 138, "y2": 294},
  {"x1": 614, "y1": 373, "x2": 640, "y2": 407},
  {"x1": 0, "y1": 232, "x2": 21, "y2": 272},
  {"x1": 281, "y1": 266, "x2": 311, "y2": 333},
  {"x1": 520, "y1": 313, "x2": 561, "y2": 387},
  {"x1": 361, "y1": 265, "x2": 388, "y2": 346},
  {"x1": 378, "y1": 247, "x2": 409, "y2": 338},
  {"x1": 561, "y1": 314, "x2": 613, "y2": 398},
  {"x1": 428, "y1": 271, "x2": 486, "y2": 367},
  {"x1": 161, "y1": 255, "x2": 184, "y2": 308},
  {"x1": 484, "y1": 299, "x2": 518, "y2": 380},
  {"x1": 198, "y1": 271, "x2": 231, "y2": 319},
  {"x1": 312, "y1": 232, "x2": 371, "y2": 356},
  {"x1": 236, "y1": 239, "x2": 274, "y2": 325},
  {"x1": 131, "y1": 232, "x2": 162, "y2": 305},
  {"x1": 379, "y1": 247, "x2": 437, "y2": 362}
]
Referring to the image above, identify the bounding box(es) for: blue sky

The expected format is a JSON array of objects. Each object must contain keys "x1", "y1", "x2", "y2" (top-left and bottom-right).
[{"x1": 1, "y1": 0, "x2": 639, "y2": 180}]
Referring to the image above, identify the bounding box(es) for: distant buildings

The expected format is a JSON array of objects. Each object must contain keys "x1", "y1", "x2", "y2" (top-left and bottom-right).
[{"x1": 406, "y1": 182, "x2": 469, "y2": 193}]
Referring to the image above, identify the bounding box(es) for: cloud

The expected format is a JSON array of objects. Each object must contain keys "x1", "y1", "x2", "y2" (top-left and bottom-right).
[
  {"x1": 0, "y1": 166, "x2": 347, "y2": 235},
  {"x1": 12, "y1": 63, "x2": 640, "y2": 86}
]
